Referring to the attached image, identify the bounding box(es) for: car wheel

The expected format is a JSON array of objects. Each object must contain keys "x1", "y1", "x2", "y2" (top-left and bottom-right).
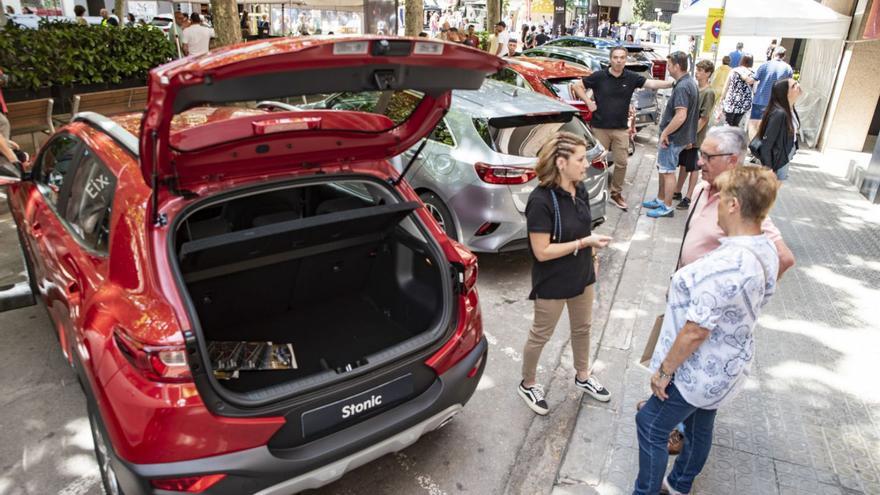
[
  {"x1": 419, "y1": 192, "x2": 457, "y2": 241},
  {"x1": 88, "y1": 405, "x2": 125, "y2": 495}
]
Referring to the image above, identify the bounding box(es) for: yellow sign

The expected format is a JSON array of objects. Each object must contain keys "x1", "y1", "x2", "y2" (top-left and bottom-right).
[{"x1": 702, "y1": 8, "x2": 724, "y2": 52}]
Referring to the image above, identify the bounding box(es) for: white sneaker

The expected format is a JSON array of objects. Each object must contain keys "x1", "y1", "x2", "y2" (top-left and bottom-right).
[
  {"x1": 517, "y1": 382, "x2": 549, "y2": 415},
  {"x1": 575, "y1": 375, "x2": 611, "y2": 402},
  {"x1": 661, "y1": 476, "x2": 685, "y2": 495}
]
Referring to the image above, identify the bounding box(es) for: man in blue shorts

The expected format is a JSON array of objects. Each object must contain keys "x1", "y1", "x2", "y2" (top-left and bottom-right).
[{"x1": 642, "y1": 51, "x2": 700, "y2": 218}]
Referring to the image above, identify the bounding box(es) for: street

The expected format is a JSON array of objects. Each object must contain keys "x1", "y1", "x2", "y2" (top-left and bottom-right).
[{"x1": 2, "y1": 130, "x2": 880, "y2": 495}]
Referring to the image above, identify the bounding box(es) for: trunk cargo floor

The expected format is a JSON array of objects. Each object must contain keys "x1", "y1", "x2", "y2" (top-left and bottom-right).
[{"x1": 208, "y1": 295, "x2": 414, "y2": 393}]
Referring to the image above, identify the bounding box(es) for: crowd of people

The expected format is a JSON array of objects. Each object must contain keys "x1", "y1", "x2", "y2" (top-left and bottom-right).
[{"x1": 517, "y1": 41, "x2": 799, "y2": 494}]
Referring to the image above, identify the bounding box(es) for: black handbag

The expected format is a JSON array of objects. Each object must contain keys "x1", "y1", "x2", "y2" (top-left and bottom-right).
[{"x1": 749, "y1": 135, "x2": 763, "y2": 158}]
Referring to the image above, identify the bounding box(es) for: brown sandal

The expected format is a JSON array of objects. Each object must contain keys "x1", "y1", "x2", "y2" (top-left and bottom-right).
[{"x1": 636, "y1": 400, "x2": 685, "y2": 456}]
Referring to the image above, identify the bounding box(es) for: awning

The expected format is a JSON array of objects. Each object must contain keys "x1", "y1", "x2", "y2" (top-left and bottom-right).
[
  {"x1": 670, "y1": 0, "x2": 851, "y2": 39},
  {"x1": 597, "y1": 0, "x2": 622, "y2": 7}
]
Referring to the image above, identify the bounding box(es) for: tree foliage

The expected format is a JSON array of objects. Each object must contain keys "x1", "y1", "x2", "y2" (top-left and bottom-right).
[
  {"x1": 632, "y1": 0, "x2": 654, "y2": 21},
  {"x1": 0, "y1": 21, "x2": 175, "y2": 91}
]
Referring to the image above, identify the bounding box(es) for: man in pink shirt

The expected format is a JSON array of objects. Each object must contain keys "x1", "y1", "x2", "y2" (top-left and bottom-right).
[{"x1": 681, "y1": 126, "x2": 795, "y2": 276}]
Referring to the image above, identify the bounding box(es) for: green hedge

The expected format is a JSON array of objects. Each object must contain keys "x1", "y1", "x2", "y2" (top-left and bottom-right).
[{"x1": 0, "y1": 21, "x2": 175, "y2": 92}]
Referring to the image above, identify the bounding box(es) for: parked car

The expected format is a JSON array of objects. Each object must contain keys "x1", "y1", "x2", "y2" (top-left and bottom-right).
[
  {"x1": 0, "y1": 37, "x2": 500, "y2": 495},
  {"x1": 490, "y1": 56, "x2": 594, "y2": 123},
  {"x1": 523, "y1": 45, "x2": 659, "y2": 130},
  {"x1": 542, "y1": 37, "x2": 668, "y2": 84},
  {"x1": 265, "y1": 79, "x2": 609, "y2": 253},
  {"x1": 543, "y1": 36, "x2": 617, "y2": 50}
]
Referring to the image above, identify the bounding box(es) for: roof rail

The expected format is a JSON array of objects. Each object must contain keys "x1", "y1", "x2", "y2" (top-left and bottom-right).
[{"x1": 73, "y1": 112, "x2": 139, "y2": 156}]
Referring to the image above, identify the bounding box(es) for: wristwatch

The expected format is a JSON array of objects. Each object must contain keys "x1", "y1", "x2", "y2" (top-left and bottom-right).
[{"x1": 658, "y1": 365, "x2": 673, "y2": 380}]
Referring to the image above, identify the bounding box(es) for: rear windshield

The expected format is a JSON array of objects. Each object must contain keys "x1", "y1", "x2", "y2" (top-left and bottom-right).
[
  {"x1": 169, "y1": 90, "x2": 427, "y2": 151},
  {"x1": 544, "y1": 78, "x2": 581, "y2": 100},
  {"x1": 472, "y1": 113, "x2": 596, "y2": 157}
]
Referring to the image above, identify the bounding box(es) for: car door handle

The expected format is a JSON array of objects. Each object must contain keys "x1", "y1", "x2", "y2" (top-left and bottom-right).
[{"x1": 30, "y1": 221, "x2": 43, "y2": 238}]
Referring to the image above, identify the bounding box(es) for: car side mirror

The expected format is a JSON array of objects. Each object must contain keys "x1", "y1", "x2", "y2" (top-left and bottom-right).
[{"x1": 0, "y1": 161, "x2": 25, "y2": 184}]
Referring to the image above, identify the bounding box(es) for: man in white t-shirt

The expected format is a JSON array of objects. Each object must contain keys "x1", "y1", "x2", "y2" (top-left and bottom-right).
[
  {"x1": 182, "y1": 13, "x2": 215, "y2": 56},
  {"x1": 488, "y1": 21, "x2": 509, "y2": 57}
]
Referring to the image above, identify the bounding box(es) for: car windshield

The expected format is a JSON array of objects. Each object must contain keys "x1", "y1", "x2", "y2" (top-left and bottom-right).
[{"x1": 473, "y1": 113, "x2": 596, "y2": 157}]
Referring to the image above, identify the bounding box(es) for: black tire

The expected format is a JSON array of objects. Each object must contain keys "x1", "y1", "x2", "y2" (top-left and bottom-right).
[
  {"x1": 88, "y1": 405, "x2": 125, "y2": 495},
  {"x1": 419, "y1": 192, "x2": 457, "y2": 241}
]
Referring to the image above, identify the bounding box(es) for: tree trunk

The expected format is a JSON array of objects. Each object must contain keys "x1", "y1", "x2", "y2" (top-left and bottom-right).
[
  {"x1": 114, "y1": 0, "x2": 124, "y2": 24},
  {"x1": 210, "y1": 0, "x2": 243, "y2": 48},
  {"x1": 487, "y1": 0, "x2": 500, "y2": 31},
  {"x1": 404, "y1": 0, "x2": 424, "y2": 36}
]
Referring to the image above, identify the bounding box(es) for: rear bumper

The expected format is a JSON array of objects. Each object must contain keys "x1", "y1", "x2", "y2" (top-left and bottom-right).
[{"x1": 115, "y1": 337, "x2": 489, "y2": 495}]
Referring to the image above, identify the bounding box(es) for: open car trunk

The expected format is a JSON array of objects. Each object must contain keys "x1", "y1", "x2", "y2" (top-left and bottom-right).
[{"x1": 173, "y1": 179, "x2": 449, "y2": 400}]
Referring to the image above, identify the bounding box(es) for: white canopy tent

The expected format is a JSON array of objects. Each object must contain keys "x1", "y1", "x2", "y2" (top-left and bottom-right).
[{"x1": 670, "y1": 0, "x2": 852, "y2": 40}]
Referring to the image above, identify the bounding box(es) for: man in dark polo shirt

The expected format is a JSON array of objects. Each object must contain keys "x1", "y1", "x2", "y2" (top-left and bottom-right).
[{"x1": 572, "y1": 46, "x2": 673, "y2": 210}]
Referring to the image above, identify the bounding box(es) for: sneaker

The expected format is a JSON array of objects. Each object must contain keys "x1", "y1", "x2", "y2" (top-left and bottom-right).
[
  {"x1": 642, "y1": 198, "x2": 663, "y2": 209},
  {"x1": 647, "y1": 204, "x2": 674, "y2": 218},
  {"x1": 661, "y1": 476, "x2": 685, "y2": 495},
  {"x1": 676, "y1": 197, "x2": 691, "y2": 210},
  {"x1": 672, "y1": 192, "x2": 682, "y2": 201},
  {"x1": 575, "y1": 375, "x2": 611, "y2": 402},
  {"x1": 518, "y1": 382, "x2": 550, "y2": 415},
  {"x1": 609, "y1": 192, "x2": 628, "y2": 211}
]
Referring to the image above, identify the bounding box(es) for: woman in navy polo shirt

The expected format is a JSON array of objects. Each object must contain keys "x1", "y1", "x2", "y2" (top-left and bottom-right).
[{"x1": 517, "y1": 131, "x2": 613, "y2": 416}]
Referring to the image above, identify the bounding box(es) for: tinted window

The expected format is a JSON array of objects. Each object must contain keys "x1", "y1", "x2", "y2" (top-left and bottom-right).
[
  {"x1": 473, "y1": 114, "x2": 597, "y2": 157},
  {"x1": 36, "y1": 134, "x2": 81, "y2": 208},
  {"x1": 489, "y1": 68, "x2": 533, "y2": 91},
  {"x1": 429, "y1": 119, "x2": 455, "y2": 147},
  {"x1": 63, "y1": 150, "x2": 116, "y2": 252}
]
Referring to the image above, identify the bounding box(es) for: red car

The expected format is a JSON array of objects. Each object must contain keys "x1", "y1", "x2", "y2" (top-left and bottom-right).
[
  {"x1": 0, "y1": 37, "x2": 499, "y2": 494},
  {"x1": 490, "y1": 56, "x2": 594, "y2": 122}
]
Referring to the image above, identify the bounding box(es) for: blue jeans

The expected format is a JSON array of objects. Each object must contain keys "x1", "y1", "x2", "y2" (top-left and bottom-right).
[
  {"x1": 775, "y1": 163, "x2": 790, "y2": 180},
  {"x1": 633, "y1": 384, "x2": 718, "y2": 494},
  {"x1": 657, "y1": 142, "x2": 686, "y2": 174}
]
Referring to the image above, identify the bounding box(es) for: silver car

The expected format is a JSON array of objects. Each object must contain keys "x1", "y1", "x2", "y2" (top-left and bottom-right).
[
  {"x1": 522, "y1": 45, "x2": 659, "y2": 130},
  {"x1": 261, "y1": 81, "x2": 608, "y2": 253},
  {"x1": 397, "y1": 80, "x2": 608, "y2": 253}
]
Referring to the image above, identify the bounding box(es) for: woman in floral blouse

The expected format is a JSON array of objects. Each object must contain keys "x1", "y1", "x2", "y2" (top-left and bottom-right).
[{"x1": 719, "y1": 54, "x2": 756, "y2": 127}]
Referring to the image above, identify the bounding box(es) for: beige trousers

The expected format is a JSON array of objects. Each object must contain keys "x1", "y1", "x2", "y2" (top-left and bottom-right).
[
  {"x1": 522, "y1": 285, "x2": 594, "y2": 384},
  {"x1": 592, "y1": 127, "x2": 630, "y2": 195}
]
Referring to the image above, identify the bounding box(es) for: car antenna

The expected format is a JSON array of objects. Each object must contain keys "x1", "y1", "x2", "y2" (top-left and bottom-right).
[{"x1": 391, "y1": 133, "x2": 429, "y2": 187}]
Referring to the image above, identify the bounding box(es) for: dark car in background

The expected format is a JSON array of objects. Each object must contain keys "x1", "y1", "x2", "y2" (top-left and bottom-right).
[
  {"x1": 522, "y1": 45, "x2": 659, "y2": 130},
  {"x1": 543, "y1": 36, "x2": 668, "y2": 80}
]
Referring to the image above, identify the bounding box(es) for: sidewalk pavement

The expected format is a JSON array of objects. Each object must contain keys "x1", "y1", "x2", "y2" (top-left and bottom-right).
[{"x1": 552, "y1": 151, "x2": 880, "y2": 494}]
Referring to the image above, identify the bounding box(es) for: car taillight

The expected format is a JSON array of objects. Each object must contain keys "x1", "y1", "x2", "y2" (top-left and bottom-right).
[
  {"x1": 114, "y1": 328, "x2": 192, "y2": 383},
  {"x1": 474, "y1": 162, "x2": 537, "y2": 185},
  {"x1": 426, "y1": 241, "x2": 482, "y2": 376},
  {"x1": 150, "y1": 474, "x2": 226, "y2": 492}
]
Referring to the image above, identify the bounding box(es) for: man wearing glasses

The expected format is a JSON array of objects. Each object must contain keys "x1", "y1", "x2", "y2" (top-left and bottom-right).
[{"x1": 678, "y1": 126, "x2": 795, "y2": 276}]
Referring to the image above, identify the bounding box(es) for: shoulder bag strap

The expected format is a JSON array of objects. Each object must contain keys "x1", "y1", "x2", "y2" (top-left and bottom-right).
[{"x1": 675, "y1": 187, "x2": 705, "y2": 270}]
